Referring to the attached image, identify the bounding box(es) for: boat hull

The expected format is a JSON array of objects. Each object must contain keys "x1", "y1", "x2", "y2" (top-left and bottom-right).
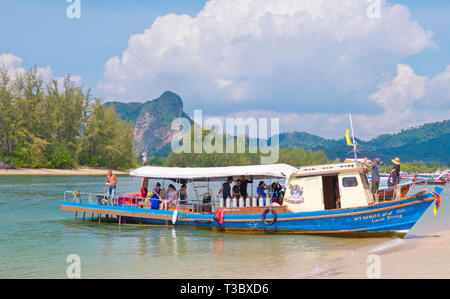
[{"x1": 61, "y1": 190, "x2": 437, "y2": 237}]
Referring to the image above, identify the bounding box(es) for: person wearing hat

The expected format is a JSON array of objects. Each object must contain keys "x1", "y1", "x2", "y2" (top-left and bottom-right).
[
  {"x1": 364, "y1": 158, "x2": 382, "y2": 203},
  {"x1": 388, "y1": 157, "x2": 401, "y2": 200}
]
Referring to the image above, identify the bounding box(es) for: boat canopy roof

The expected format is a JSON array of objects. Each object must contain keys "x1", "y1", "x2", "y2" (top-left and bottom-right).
[
  {"x1": 129, "y1": 164, "x2": 298, "y2": 181},
  {"x1": 293, "y1": 162, "x2": 365, "y2": 177}
]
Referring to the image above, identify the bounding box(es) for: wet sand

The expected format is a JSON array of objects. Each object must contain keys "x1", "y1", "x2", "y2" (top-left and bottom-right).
[
  {"x1": 0, "y1": 167, "x2": 130, "y2": 176},
  {"x1": 314, "y1": 230, "x2": 450, "y2": 278}
]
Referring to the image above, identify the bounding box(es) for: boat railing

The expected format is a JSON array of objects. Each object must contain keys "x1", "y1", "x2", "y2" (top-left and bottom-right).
[
  {"x1": 376, "y1": 178, "x2": 426, "y2": 202},
  {"x1": 63, "y1": 190, "x2": 144, "y2": 207},
  {"x1": 175, "y1": 197, "x2": 217, "y2": 213},
  {"x1": 64, "y1": 190, "x2": 98, "y2": 204}
]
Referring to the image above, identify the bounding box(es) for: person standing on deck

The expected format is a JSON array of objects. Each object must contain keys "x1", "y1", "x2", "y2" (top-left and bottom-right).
[
  {"x1": 232, "y1": 179, "x2": 242, "y2": 198},
  {"x1": 257, "y1": 181, "x2": 268, "y2": 199},
  {"x1": 240, "y1": 175, "x2": 253, "y2": 199},
  {"x1": 364, "y1": 158, "x2": 381, "y2": 203},
  {"x1": 217, "y1": 176, "x2": 233, "y2": 200},
  {"x1": 140, "y1": 177, "x2": 149, "y2": 198},
  {"x1": 271, "y1": 182, "x2": 283, "y2": 205},
  {"x1": 388, "y1": 158, "x2": 401, "y2": 200},
  {"x1": 105, "y1": 170, "x2": 118, "y2": 206}
]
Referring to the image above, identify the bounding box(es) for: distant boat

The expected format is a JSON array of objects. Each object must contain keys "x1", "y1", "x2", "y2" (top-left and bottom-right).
[
  {"x1": 61, "y1": 162, "x2": 443, "y2": 238},
  {"x1": 402, "y1": 175, "x2": 448, "y2": 185},
  {"x1": 375, "y1": 179, "x2": 416, "y2": 201}
]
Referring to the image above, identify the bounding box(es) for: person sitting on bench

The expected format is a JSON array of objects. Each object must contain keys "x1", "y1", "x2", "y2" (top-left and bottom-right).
[{"x1": 162, "y1": 184, "x2": 178, "y2": 210}]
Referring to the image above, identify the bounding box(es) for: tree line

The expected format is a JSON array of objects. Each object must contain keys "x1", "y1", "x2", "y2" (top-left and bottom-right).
[
  {"x1": 381, "y1": 161, "x2": 449, "y2": 174},
  {"x1": 0, "y1": 67, "x2": 136, "y2": 169},
  {"x1": 165, "y1": 147, "x2": 329, "y2": 167}
]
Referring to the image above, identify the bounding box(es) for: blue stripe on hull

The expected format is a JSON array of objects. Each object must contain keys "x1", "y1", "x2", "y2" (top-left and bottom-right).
[{"x1": 62, "y1": 193, "x2": 435, "y2": 235}]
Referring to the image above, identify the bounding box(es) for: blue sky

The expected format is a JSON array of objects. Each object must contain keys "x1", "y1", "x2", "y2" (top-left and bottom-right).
[
  {"x1": 0, "y1": 0, "x2": 207, "y2": 90},
  {"x1": 2, "y1": 0, "x2": 449, "y2": 84},
  {"x1": 1, "y1": 0, "x2": 450, "y2": 139},
  {"x1": 394, "y1": 0, "x2": 450, "y2": 75}
]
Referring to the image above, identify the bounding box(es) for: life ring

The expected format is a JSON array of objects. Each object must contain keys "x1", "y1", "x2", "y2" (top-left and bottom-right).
[{"x1": 262, "y1": 208, "x2": 277, "y2": 225}]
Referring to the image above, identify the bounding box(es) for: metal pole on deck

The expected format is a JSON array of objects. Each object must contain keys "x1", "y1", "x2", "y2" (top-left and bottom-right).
[{"x1": 349, "y1": 113, "x2": 357, "y2": 161}]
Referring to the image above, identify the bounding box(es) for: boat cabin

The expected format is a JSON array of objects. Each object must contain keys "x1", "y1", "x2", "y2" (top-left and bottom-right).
[
  {"x1": 130, "y1": 164, "x2": 299, "y2": 213},
  {"x1": 284, "y1": 162, "x2": 374, "y2": 212}
]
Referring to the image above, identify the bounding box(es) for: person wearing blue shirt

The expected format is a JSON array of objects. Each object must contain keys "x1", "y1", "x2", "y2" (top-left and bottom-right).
[{"x1": 257, "y1": 181, "x2": 267, "y2": 199}]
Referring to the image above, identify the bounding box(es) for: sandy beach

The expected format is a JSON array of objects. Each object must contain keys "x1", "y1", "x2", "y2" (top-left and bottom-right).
[
  {"x1": 312, "y1": 230, "x2": 450, "y2": 279},
  {"x1": 0, "y1": 167, "x2": 130, "y2": 176}
]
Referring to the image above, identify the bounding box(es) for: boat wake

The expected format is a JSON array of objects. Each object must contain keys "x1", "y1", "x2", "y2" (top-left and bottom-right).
[{"x1": 368, "y1": 238, "x2": 406, "y2": 255}]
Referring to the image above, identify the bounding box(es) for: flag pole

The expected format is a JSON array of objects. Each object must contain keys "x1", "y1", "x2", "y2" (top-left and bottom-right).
[{"x1": 349, "y1": 113, "x2": 357, "y2": 161}]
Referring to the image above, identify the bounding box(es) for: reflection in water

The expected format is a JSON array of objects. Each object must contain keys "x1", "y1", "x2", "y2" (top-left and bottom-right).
[
  {"x1": 172, "y1": 228, "x2": 178, "y2": 256},
  {"x1": 138, "y1": 233, "x2": 148, "y2": 257},
  {"x1": 214, "y1": 237, "x2": 224, "y2": 257}
]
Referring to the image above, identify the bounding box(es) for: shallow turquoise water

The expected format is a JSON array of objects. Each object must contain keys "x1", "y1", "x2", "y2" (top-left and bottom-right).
[{"x1": 0, "y1": 176, "x2": 448, "y2": 278}]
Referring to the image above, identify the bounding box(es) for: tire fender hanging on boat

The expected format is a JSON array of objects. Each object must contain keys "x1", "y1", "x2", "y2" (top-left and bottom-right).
[{"x1": 262, "y1": 208, "x2": 277, "y2": 225}]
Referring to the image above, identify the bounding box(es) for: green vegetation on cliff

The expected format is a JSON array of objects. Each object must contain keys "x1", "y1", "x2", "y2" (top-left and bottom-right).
[
  {"x1": 106, "y1": 91, "x2": 193, "y2": 156},
  {"x1": 106, "y1": 91, "x2": 192, "y2": 126}
]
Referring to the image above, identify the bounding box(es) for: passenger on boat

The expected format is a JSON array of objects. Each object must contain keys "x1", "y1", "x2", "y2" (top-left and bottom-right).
[
  {"x1": 105, "y1": 170, "x2": 118, "y2": 206},
  {"x1": 388, "y1": 158, "x2": 401, "y2": 200},
  {"x1": 217, "y1": 176, "x2": 233, "y2": 199},
  {"x1": 180, "y1": 183, "x2": 188, "y2": 205},
  {"x1": 140, "y1": 177, "x2": 149, "y2": 198},
  {"x1": 271, "y1": 182, "x2": 283, "y2": 204},
  {"x1": 151, "y1": 182, "x2": 163, "y2": 209},
  {"x1": 364, "y1": 157, "x2": 381, "y2": 203},
  {"x1": 239, "y1": 175, "x2": 253, "y2": 199},
  {"x1": 257, "y1": 181, "x2": 267, "y2": 199},
  {"x1": 162, "y1": 184, "x2": 178, "y2": 210},
  {"x1": 232, "y1": 179, "x2": 242, "y2": 198},
  {"x1": 335, "y1": 180, "x2": 341, "y2": 209}
]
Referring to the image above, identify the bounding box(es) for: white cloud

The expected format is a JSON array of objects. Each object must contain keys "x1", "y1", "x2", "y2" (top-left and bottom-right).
[
  {"x1": 98, "y1": 0, "x2": 433, "y2": 114},
  {"x1": 350, "y1": 63, "x2": 450, "y2": 139},
  {"x1": 202, "y1": 63, "x2": 450, "y2": 139},
  {"x1": 0, "y1": 53, "x2": 81, "y2": 90},
  {"x1": 425, "y1": 65, "x2": 450, "y2": 109},
  {"x1": 97, "y1": 0, "x2": 450, "y2": 139}
]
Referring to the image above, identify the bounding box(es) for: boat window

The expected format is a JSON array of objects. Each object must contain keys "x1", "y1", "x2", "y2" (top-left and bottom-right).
[{"x1": 342, "y1": 177, "x2": 358, "y2": 188}]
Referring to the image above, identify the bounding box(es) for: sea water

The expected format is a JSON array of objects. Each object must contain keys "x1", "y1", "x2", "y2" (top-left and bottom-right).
[{"x1": 0, "y1": 175, "x2": 448, "y2": 278}]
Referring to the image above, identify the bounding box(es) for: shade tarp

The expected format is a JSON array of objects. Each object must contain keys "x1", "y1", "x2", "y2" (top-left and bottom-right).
[{"x1": 129, "y1": 164, "x2": 298, "y2": 181}]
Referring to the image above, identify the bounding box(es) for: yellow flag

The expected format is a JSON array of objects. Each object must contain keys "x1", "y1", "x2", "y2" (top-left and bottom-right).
[{"x1": 345, "y1": 129, "x2": 353, "y2": 146}]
